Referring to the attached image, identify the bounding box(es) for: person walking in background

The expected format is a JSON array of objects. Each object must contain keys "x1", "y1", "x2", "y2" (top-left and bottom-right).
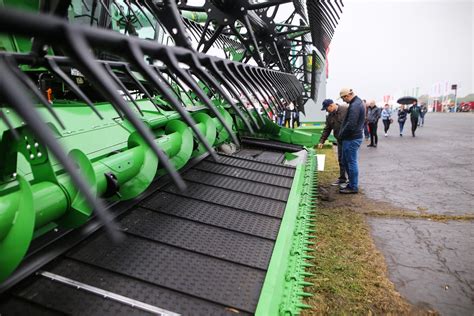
[
  {"x1": 381, "y1": 104, "x2": 393, "y2": 136},
  {"x1": 397, "y1": 104, "x2": 409, "y2": 136},
  {"x1": 408, "y1": 101, "x2": 422, "y2": 137},
  {"x1": 366, "y1": 100, "x2": 381, "y2": 147},
  {"x1": 317, "y1": 99, "x2": 349, "y2": 187},
  {"x1": 338, "y1": 88, "x2": 365, "y2": 194},
  {"x1": 419, "y1": 104, "x2": 428, "y2": 127},
  {"x1": 363, "y1": 99, "x2": 370, "y2": 141},
  {"x1": 284, "y1": 104, "x2": 293, "y2": 127}
]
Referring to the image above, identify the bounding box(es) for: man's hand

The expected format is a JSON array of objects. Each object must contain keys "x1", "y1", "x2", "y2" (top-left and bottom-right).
[{"x1": 317, "y1": 143, "x2": 324, "y2": 149}]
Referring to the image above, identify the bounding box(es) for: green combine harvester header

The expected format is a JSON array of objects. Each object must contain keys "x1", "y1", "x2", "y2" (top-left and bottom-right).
[{"x1": 0, "y1": 0, "x2": 342, "y2": 314}]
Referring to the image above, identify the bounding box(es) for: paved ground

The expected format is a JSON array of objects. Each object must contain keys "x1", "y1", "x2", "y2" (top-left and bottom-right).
[
  {"x1": 358, "y1": 113, "x2": 474, "y2": 315},
  {"x1": 359, "y1": 112, "x2": 473, "y2": 215}
]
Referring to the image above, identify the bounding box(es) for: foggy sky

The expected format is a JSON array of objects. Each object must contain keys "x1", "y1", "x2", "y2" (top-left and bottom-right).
[{"x1": 325, "y1": 0, "x2": 473, "y2": 102}]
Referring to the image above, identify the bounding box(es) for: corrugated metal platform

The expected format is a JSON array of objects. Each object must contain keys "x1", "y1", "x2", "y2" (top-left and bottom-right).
[{"x1": 0, "y1": 153, "x2": 297, "y2": 315}]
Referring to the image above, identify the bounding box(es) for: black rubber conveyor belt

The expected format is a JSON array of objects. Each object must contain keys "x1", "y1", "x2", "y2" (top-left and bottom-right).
[{"x1": 0, "y1": 153, "x2": 297, "y2": 315}]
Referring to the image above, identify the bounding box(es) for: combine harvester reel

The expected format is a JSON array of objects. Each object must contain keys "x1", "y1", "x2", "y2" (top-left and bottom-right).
[{"x1": 0, "y1": 0, "x2": 342, "y2": 314}]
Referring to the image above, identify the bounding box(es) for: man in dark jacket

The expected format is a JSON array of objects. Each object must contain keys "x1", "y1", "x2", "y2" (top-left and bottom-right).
[
  {"x1": 408, "y1": 101, "x2": 422, "y2": 137},
  {"x1": 317, "y1": 99, "x2": 349, "y2": 186},
  {"x1": 338, "y1": 88, "x2": 365, "y2": 194}
]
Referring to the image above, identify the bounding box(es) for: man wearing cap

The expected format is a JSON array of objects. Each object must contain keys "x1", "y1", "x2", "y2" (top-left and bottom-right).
[
  {"x1": 317, "y1": 99, "x2": 349, "y2": 186},
  {"x1": 338, "y1": 88, "x2": 365, "y2": 194}
]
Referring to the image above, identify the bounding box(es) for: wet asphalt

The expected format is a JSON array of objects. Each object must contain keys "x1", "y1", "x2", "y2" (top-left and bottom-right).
[{"x1": 358, "y1": 112, "x2": 474, "y2": 315}]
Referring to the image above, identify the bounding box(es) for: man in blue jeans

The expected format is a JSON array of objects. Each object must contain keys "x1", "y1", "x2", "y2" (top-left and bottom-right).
[{"x1": 338, "y1": 88, "x2": 365, "y2": 194}]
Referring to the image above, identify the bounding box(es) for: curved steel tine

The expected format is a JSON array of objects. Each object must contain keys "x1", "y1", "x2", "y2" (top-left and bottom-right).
[
  {"x1": 217, "y1": 60, "x2": 265, "y2": 126},
  {"x1": 62, "y1": 30, "x2": 186, "y2": 191},
  {"x1": 268, "y1": 71, "x2": 288, "y2": 104},
  {"x1": 81, "y1": 0, "x2": 90, "y2": 11},
  {"x1": 240, "y1": 64, "x2": 277, "y2": 117},
  {"x1": 254, "y1": 67, "x2": 285, "y2": 113},
  {"x1": 46, "y1": 58, "x2": 104, "y2": 119},
  {"x1": 123, "y1": 0, "x2": 143, "y2": 28},
  {"x1": 231, "y1": 63, "x2": 271, "y2": 119},
  {"x1": 0, "y1": 59, "x2": 123, "y2": 242},
  {"x1": 284, "y1": 74, "x2": 298, "y2": 102},
  {"x1": 153, "y1": 67, "x2": 186, "y2": 103},
  {"x1": 103, "y1": 63, "x2": 144, "y2": 116},
  {"x1": 130, "y1": 0, "x2": 156, "y2": 32},
  {"x1": 265, "y1": 70, "x2": 287, "y2": 106},
  {"x1": 122, "y1": 64, "x2": 163, "y2": 113},
  {"x1": 270, "y1": 70, "x2": 291, "y2": 105},
  {"x1": 199, "y1": 56, "x2": 257, "y2": 133},
  {"x1": 3, "y1": 56, "x2": 66, "y2": 130},
  {"x1": 99, "y1": 0, "x2": 113, "y2": 18},
  {"x1": 0, "y1": 109, "x2": 20, "y2": 140},
  {"x1": 163, "y1": 68, "x2": 197, "y2": 107},
  {"x1": 239, "y1": 64, "x2": 276, "y2": 118},
  {"x1": 248, "y1": 65, "x2": 281, "y2": 115},
  {"x1": 288, "y1": 73, "x2": 302, "y2": 99},
  {"x1": 159, "y1": 49, "x2": 240, "y2": 146},
  {"x1": 125, "y1": 42, "x2": 218, "y2": 160}
]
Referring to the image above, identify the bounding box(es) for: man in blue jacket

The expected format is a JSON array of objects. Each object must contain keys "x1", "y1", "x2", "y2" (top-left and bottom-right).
[{"x1": 338, "y1": 88, "x2": 365, "y2": 194}]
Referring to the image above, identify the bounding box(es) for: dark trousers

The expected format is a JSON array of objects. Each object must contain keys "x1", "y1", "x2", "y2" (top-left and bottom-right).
[
  {"x1": 411, "y1": 117, "x2": 418, "y2": 136},
  {"x1": 364, "y1": 122, "x2": 370, "y2": 139},
  {"x1": 337, "y1": 142, "x2": 347, "y2": 181},
  {"x1": 382, "y1": 119, "x2": 391, "y2": 133},
  {"x1": 368, "y1": 122, "x2": 378, "y2": 145}
]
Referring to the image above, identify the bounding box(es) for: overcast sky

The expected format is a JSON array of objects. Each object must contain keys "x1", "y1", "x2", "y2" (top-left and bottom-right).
[{"x1": 325, "y1": 0, "x2": 473, "y2": 102}]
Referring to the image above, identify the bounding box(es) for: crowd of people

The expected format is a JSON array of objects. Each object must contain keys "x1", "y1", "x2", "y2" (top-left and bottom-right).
[
  {"x1": 317, "y1": 88, "x2": 428, "y2": 195},
  {"x1": 276, "y1": 103, "x2": 300, "y2": 128}
]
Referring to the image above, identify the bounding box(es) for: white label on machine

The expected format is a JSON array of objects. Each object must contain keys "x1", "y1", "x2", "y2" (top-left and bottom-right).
[{"x1": 316, "y1": 154, "x2": 325, "y2": 171}]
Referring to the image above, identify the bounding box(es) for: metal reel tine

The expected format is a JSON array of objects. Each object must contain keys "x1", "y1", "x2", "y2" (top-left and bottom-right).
[
  {"x1": 200, "y1": 56, "x2": 257, "y2": 134},
  {"x1": 248, "y1": 65, "x2": 280, "y2": 115},
  {"x1": 258, "y1": 68, "x2": 285, "y2": 111},
  {"x1": 62, "y1": 30, "x2": 186, "y2": 191},
  {"x1": 46, "y1": 58, "x2": 104, "y2": 120},
  {"x1": 124, "y1": 0, "x2": 143, "y2": 28},
  {"x1": 218, "y1": 60, "x2": 266, "y2": 127},
  {"x1": 122, "y1": 64, "x2": 163, "y2": 113},
  {"x1": 163, "y1": 69, "x2": 197, "y2": 107},
  {"x1": 270, "y1": 71, "x2": 291, "y2": 104},
  {"x1": 3, "y1": 56, "x2": 66, "y2": 130},
  {"x1": 103, "y1": 63, "x2": 144, "y2": 117},
  {"x1": 253, "y1": 66, "x2": 284, "y2": 113},
  {"x1": 125, "y1": 42, "x2": 218, "y2": 161},
  {"x1": 0, "y1": 59, "x2": 123, "y2": 242},
  {"x1": 99, "y1": 0, "x2": 113, "y2": 18},
  {"x1": 0, "y1": 109, "x2": 20, "y2": 140},
  {"x1": 231, "y1": 63, "x2": 271, "y2": 119},
  {"x1": 188, "y1": 53, "x2": 254, "y2": 133},
  {"x1": 131, "y1": 0, "x2": 156, "y2": 32},
  {"x1": 240, "y1": 64, "x2": 277, "y2": 118},
  {"x1": 159, "y1": 49, "x2": 240, "y2": 146}
]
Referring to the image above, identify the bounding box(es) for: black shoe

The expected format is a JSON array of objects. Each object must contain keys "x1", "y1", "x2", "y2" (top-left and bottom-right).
[
  {"x1": 367, "y1": 144, "x2": 375, "y2": 147},
  {"x1": 339, "y1": 182, "x2": 349, "y2": 189},
  {"x1": 400, "y1": 133, "x2": 402, "y2": 137},
  {"x1": 339, "y1": 187, "x2": 358, "y2": 194},
  {"x1": 331, "y1": 179, "x2": 347, "y2": 186},
  {"x1": 374, "y1": 144, "x2": 377, "y2": 147}
]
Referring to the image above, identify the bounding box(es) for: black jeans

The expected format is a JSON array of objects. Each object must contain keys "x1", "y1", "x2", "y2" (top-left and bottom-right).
[
  {"x1": 337, "y1": 142, "x2": 347, "y2": 181},
  {"x1": 368, "y1": 122, "x2": 378, "y2": 145},
  {"x1": 411, "y1": 117, "x2": 418, "y2": 136},
  {"x1": 382, "y1": 119, "x2": 391, "y2": 133}
]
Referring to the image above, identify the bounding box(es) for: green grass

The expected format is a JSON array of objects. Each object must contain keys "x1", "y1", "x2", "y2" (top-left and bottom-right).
[{"x1": 302, "y1": 147, "x2": 437, "y2": 315}]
